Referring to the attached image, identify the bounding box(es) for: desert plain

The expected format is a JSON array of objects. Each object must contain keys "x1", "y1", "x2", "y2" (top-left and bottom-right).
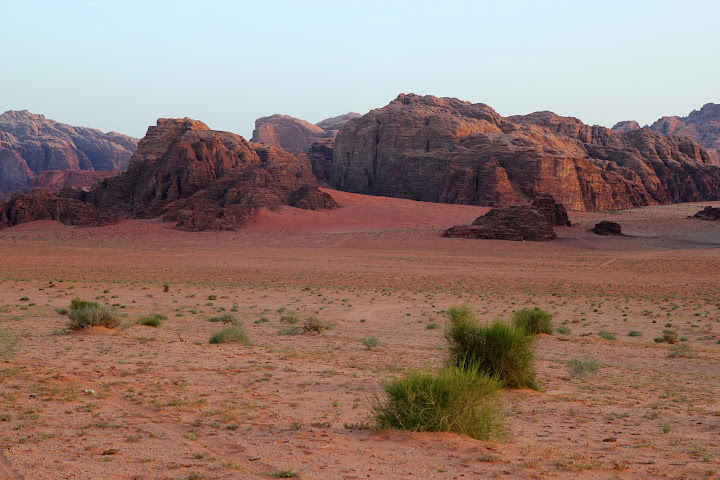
[{"x1": 1, "y1": 190, "x2": 719, "y2": 480}]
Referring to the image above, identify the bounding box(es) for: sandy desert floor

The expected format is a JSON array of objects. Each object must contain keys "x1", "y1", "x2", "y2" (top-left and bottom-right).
[{"x1": 0, "y1": 190, "x2": 719, "y2": 480}]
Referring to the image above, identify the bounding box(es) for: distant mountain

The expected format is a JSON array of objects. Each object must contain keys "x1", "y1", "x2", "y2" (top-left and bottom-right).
[
  {"x1": 250, "y1": 112, "x2": 361, "y2": 153},
  {"x1": 612, "y1": 103, "x2": 720, "y2": 166},
  {"x1": 332, "y1": 94, "x2": 720, "y2": 211},
  {"x1": 0, "y1": 110, "x2": 137, "y2": 198}
]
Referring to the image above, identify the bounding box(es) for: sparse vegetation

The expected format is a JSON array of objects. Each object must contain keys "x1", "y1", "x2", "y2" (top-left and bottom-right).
[
  {"x1": 372, "y1": 365, "x2": 505, "y2": 440},
  {"x1": 446, "y1": 309, "x2": 537, "y2": 389},
  {"x1": 138, "y1": 313, "x2": 166, "y2": 327},
  {"x1": 667, "y1": 344, "x2": 694, "y2": 358},
  {"x1": 662, "y1": 329, "x2": 679, "y2": 344},
  {"x1": 568, "y1": 358, "x2": 600, "y2": 378},
  {"x1": 0, "y1": 328, "x2": 18, "y2": 359},
  {"x1": 628, "y1": 330, "x2": 643, "y2": 337},
  {"x1": 511, "y1": 307, "x2": 553, "y2": 335},
  {"x1": 208, "y1": 314, "x2": 239, "y2": 325},
  {"x1": 556, "y1": 325, "x2": 571, "y2": 335},
  {"x1": 302, "y1": 317, "x2": 326, "y2": 334},
  {"x1": 269, "y1": 469, "x2": 300, "y2": 478},
  {"x1": 361, "y1": 336, "x2": 380, "y2": 349},
  {"x1": 209, "y1": 326, "x2": 251, "y2": 345},
  {"x1": 281, "y1": 313, "x2": 300, "y2": 324},
  {"x1": 598, "y1": 330, "x2": 616, "y2": 340},
  {"x1": 67, "y1": 300, "x2": 120, "y2": 330}
]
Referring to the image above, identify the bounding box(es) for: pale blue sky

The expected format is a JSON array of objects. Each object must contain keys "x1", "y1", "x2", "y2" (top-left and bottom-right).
[{"x1": 1, "y1": 0, "x2": 718, "y2": 138}]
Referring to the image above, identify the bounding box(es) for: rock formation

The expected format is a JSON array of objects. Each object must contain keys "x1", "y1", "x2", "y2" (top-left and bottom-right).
[
  {"x1": 443, "y1": 195, "x2": 569, "y2": 241},
  {"x1": 611, "y1": 120, "x2": 640, "y2": 133},
  {"x1": 85, "y1": 117, "x2": 337, "y2": 231},
  {"x1": 251, "y1": 112, "x2": 361, "y2": 154},
  {"x1": 691, "y1": 206, "x2": 720, "y2": 221},
  {"x1": 0, "y1": 110, "x2": 137, "y2": 198},
  {"x1": 613, "y1": 104, "x2": 720, "y2": 166},
  {"x1": 591, "y1": 220, "x2": 623, "y2": 235},
  {"x1": 0, "y1": 188, "x2": 98, "y2": 227},
  {"x1": 333, "y1": 94, "x2": 720, "y2": 211}
]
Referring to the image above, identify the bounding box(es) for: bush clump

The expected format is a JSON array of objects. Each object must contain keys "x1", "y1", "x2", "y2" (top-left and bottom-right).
[
  {"x1": 0, "y1": 328, "x2": 18, "y2": 359},
  {"x1": 598, "y1": 330, "x2": 616, "y2": 341},
  {"x1": 208, "y1": 314, "x2": 239, "y2": 325},
  {"x1": 568, "y1": 358, "x2": 600, "y2": 378},
  {"x1": 138, "y1": 313, "x2": 167, "y2": 327},
  {"x1": 372, "y1": 365, "x2": 505, "y2": 440},
  {"x1": 662, "y1": 329, "x2": 678, "y2": 344},
  {"x1": 302, "y1": 317, "x2": 326, "y2": 334},
  {"x1": 446, "y1": 313, "x2": 537, "y2": 389},
  {"x1": 511, "y1": 307, "x2": 553, "y2": 335},
  {"x1": 67, "y1": 300, "x2": 120, "y2": 330},
  {"x1": 209, "y1": 326, "x2": 251, "y2": 345}
]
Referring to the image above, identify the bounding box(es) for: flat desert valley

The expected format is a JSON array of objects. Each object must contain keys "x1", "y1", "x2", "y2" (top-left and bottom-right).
[{"x1": 1, "y1": 190, "x2": 719, "y2": 480}]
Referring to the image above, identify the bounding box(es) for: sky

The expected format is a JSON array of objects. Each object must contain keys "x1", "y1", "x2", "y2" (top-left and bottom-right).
[{"x1": 1, "y1": 0, "x2": 719, "y2": 138}]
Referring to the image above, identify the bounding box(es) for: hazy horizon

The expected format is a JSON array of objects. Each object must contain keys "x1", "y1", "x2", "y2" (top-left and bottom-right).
[{"x1": 2, "y1": 0, "x2": 719, "y2": 138}]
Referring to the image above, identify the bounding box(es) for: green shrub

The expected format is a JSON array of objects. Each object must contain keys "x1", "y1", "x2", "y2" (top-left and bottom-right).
[
  {"x1": 54, "y1": 307, "x2": 69, "y2": 316},
  {"x1": 598, "y1": 330, "x2": 616, "y2": 340},
  {"x1": 209, "y1": 326, "x2": 250, "y2": 345},
  {"x1": 372, "y1": 365, "x2": 505, "y2": 440},
  {"x1": 281, "y1": 314, "x2": 300, "y2": 324},
  {"x1": 654, "y1": 337, "x2": 666, "y2": 343},
  {"x1": 556, "y1": 325, "x2": 571, "y2": 335},
  {"x1": 446, "y1": 314, "x2": 537, "y2": 389},
  {"x1": 567, "y1": 358, "x2": 600, "y2": 378},
  {"x1": 662, "y1": 329, "x2": 678, "y2": 344},
  {"x1": 667, "y1": 344, "x2": 694, "y2": 358},
  {"x1": 138, "y1": 313, "x2": 166, "y2": 327},
  {"x1": 67, "y1": 301, "x2": 120, "y2": 330},
  {"x1": 361, "y1": 336, "x2": 380, "y2": 349},
  {"x1": 511, "y1": 307, "x2": 553, "y2": 335},
  {"x1": 628, "y1": 330, "x2": 643, "y2": 337},
  {"x1": 302, "y1": 317, "x2": 326, "y2": 334},
  {"x1": 208, "y1": 314, "x2": 239, "y2": 325},
  {"x1": 162, "y1": 284, "x2": 169, "y2": 293},
  {"x1": 208, "y1": 295, "x2": 217, "y2": 301},
  {"x1": 0, "y1": 328, "x2": 18, "y2": 359},
  {"x1": 426, "y1": 322, "x2": 440, "y2": 330}
]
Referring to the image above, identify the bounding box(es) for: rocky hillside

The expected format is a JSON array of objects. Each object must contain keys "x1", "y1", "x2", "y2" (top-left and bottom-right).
[
  {"x1": 84, "y1": 117, "x2": 336, "y2": 230},
  {"x1": 613, "y1": 103, "x2": 720, "y2": 166},
  {"x1": 250, "y1": 112, "x2": 361, "y2": 153},
  {"x1": 332, "y1": 94, "x2": 720, "y2": 211},
  {"x1": 0, "y1": 110, "x2": 137, "y2": 198}
]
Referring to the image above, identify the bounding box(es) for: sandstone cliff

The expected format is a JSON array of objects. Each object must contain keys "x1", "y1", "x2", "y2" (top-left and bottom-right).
[
  {"x1": 0, "y1": 188, "x2": 98, "y2": 227},
  {"x1": 648, "y1": 104, "x2": 720, "y2": 167},
  {"x1": 0, "y1": 110, "x2": 137, "y2": 198},
  {"x1": 250, "y1": 112, "x2": 361, "y2": 154},
  {"x1": 85, "y1": 117, "x2": 337, "y2": 230},
  {"x1": 332, "y1": 94, "x2": 720, "y2": 211}
]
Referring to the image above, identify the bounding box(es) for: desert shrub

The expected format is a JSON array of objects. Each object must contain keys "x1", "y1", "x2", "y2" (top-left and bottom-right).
[
  {"x1": 269, "y1": 470, "x2": 300, "y2": 478},
  {"x1": 162, "y1": 284, "x2": 169, "y2": 293},
  {"x1": 628, "y1": 330, "x2": 643, "y2": 337},
  {"x1": 208, "y1": 295, "x2": 217, "y2": 301},
  {"x1": 68, "y1": 301, "x2": 120, "y2": 330},
  {"x1": 598, "y1": 330, "x2": 616, "y2": 340},
  {"x1": 426, "y1": 322, "x2": 440, "y2": 330},
  {"x1": 209, "y1": 326, "x2": 250, "y2": 345},
  {"x1": 361, "y1": 336, "x2": 380, "y2": 349},
  {"x1": 281, "y1": 313, "x2": 300, "y2": 324},
  {"x1": 208, "y1": 314, "x2": 239, "y2": 325},
  {"x1": 667, "y1": 344, "x2": 694, "y2": 358},
  {"x1": 662, "y1": 329, "x2": 678, "y2": 344},
  {"x1": 511, "y1": 307, "x2": 553, "y2": 335},
  {"x1": 654, "y1": 337, "x2": 666, "y2": 343},
  {"x1": 448, "y1": 305, "x2": 475, "y2": 324},
  {"x1": 446, "y1": 313, "x2": 537, "y2": 389},
  {"x1": 556, "y1": 325, "x2": 571, "y2": 335},
  {"x1": 568, "y1": 358, "x2": 600, "y2": 378},
  {"x1": 372, "y1": 365, "x2": 505, "y2": 440},
  {"x1": 54, "y1": 307, "x2": 69, "y2": 316},
  {"x1": 138, "y1": 313, "x2": 166, "y2": 327},
  {"x1": 0, "y1": 328, "x2": 18, "y2": 359},
  {"x1": 302, "y1": 317, "x2": 326, "y2": 334}
]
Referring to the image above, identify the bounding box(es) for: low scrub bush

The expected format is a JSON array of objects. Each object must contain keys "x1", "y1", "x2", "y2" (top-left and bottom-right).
[
  {"x1": 556, "y1": 325, "x2": 571, "y2": 335},
  {"x1": 67, "y1": 300, "x2": 120, "y2": 330},
  {"x1": 511, "y1": 307, "x2": 553, "y2": 335},
  {"x1": 598, "y1": 330, "x2": 616, "y2": 340},
  {"x1": 361, "y1": 336, "x2": 380, "y2": 349},
  {"x1": 628, "y1": 330, "x2": 643, "y2": 337},
  {"x1": 667, "y1": 344, "x2": 694, "y2": 358},
  {"x1": 372, "y1": 365, "x2": 505, "y2": 440},
  {"x1": 138, "y1": 314, "x2": 166, "y2": 327},
  {"x1": 662, "y1": 329, "x2": 678, "y2": 344},
  {"x1": 208, "y1": 314, "x2": 239, "y2": 325},
  {"x1": 0, "y1": 328, "x2": 18, "y2": 359},
  {"x1": 446, "y1": 312, "x2": 537, "y2": 389},
  {"x1": 568, "y1": 358, "x2": 600, "y2": 378},
  {"x1": 302, "y1": 317, "x2": 326, "y2": 334},
  {"x1": 281, "y1": 314, "x2": 300, "y2": 324},
  {"x1": 209, "y1": 326, "x2": 250, "y2": 345}
]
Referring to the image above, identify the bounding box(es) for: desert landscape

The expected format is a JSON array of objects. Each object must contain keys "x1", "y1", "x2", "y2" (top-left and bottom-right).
[{"x1": 1, "y1": 190, "x2": 719, "y2": 479}]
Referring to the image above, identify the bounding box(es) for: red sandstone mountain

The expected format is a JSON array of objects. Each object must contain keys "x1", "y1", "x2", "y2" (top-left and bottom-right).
[
  {"x1": 332, "y1": 94, "x2": 720, "y2": 211},
  {"x1": 84, "y1": 117, "x2": 336, "y2": 230},
  {"x1": 250, "y1": 112, "x2": 361, "y2": 153},
  {"x1": 613, "y1": 103, "x2": 720, "y2": 166},
  {"x1": 0, "y1": 110, "x2": 137, "y2": 198}
]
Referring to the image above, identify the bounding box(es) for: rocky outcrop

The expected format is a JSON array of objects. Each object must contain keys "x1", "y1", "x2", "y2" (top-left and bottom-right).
[
  {"x1": 31, "y1": 169, "x2": 117, "y2": 193},
  {"x1": 0, "y1": 188, "x2": 98, "y2": 227},
  {"x1": 251, "y1": 112, "x2": 361, "y2": 155},
  {"x1": 0, "y1": 110, "x2": 137, "y2": 198},
  {"x1": 611, "y1": 121, "x2": 640, "y2": 133},
  {"x1": 613, "y1": 104, "x2": 720, "y2": 167},
  {"x1": 333, "y1": 94, "x2": 720, "y2": 211},
  {"x1": 85, "y1": 117, "x2": 337, "y2": 231},
  {"x1": 691, "y1": 206, "x2": 720, "y2": 221},
  {"x1": 444, "y1": 195, "x2": 568, "y2": 241},
  {"x1": 591, "y1": 220, "x2": 623, "y2": 235}
]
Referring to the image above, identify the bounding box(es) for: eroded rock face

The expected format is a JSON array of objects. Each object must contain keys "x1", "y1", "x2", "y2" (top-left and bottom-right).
[
  {"x1": 649, "y1": 104, "x2": 720, "y2": 167},
  {"x1": 692, "y1": 206, "x2": 720, "y2": 221},
  {"x1": 611, "y1": 121, "x2": 641, "y2": 133},
  {"x1": 85, "y1": 117, "x2": 337, "y2": 231},
  {"x1": 443, "y1": 195, "x2": 569, "y2": 241},
  {"x1": 333, "y1": 94, "x2": 720, "y2": 211},
  {"x1": 250, "y1": 112, "x2": 361, "y2": 155},
  {"x1": 0, "y1": 110, "x2": 137, "y2": 197},
  {"x1": 592, "y1": 220, "x2": 623, "y2": 235},
  {"x1": 0, "y1": 188, "x2": 98, "y2": 227}
]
